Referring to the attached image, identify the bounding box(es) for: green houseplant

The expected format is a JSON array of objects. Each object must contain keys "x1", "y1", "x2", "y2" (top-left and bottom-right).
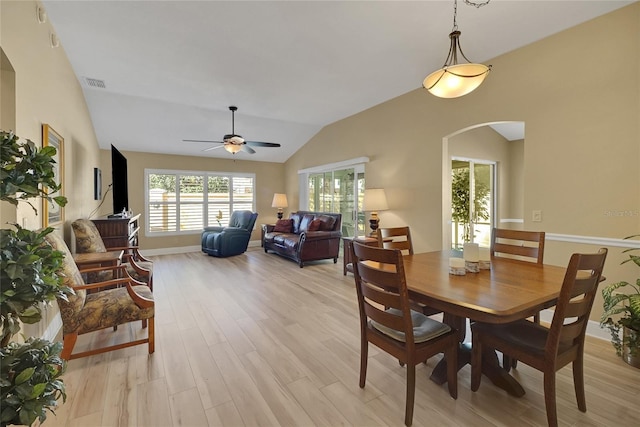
[
  {"x1": 451, "y1": 167, "x2": 490, "y2": 248},
  {"x1": 1, "y1": 130, "x2": 71, "y2": 426},
  {"x1": 600, "y1": 234, "x2": 640, "y2": 368}
]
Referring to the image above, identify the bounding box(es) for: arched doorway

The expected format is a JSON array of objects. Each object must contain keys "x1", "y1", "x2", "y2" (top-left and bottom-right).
[{"x1": 442, "y1": 122, "x2": 525, "y2": 250}]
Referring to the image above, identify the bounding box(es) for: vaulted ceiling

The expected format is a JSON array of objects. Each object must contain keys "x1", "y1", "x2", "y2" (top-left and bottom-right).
[{"x1": 41, "y1": 1, "x2": 633, "y2": 162}]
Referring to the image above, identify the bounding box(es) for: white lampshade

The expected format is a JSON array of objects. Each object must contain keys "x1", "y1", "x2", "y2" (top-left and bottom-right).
[
  {"x1": 423, "y1": 63, "x2": 490, "y2": 98},
  {"x1": 271, "y1": 193, "x2": 288, "y2": 208},
  {"x1": 422, "y1": 2, "x2": 492, "y2": 100},
  {"x1": 363, "y1": 189, "x2": 388, "y2": 212}
]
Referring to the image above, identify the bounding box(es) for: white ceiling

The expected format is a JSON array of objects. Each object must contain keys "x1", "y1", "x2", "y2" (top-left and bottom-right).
[{"x1": 41, "y1": 0, "x2": 633, "y2": 163}]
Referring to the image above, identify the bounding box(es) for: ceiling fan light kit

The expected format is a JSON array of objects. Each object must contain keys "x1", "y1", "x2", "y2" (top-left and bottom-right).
[
  {"x1": 224, "y1": 143, "x2": 243, "y2": 154},
  {"x1": 183, "y1": 106, "x2": 281, "y2": 155},
  {"x1": 424, "y1": 0, "x2": 492, "y2": 99}
]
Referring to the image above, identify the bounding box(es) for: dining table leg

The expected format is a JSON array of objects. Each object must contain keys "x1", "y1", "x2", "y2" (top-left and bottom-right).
[{"x1": 429, "y1": 314, "x2": 525, "y2": 398}]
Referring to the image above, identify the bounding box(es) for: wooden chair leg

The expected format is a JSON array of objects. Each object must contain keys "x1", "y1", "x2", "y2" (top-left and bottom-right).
[
  {"x1": 405, "y1": 364, "x2": 416, "y2": 426},
  {"x1": 148, "y1": 317, "x2": 155, "y2": 354},
  {"x1": 359, "y1": 338, "x2": 368, "y2": 388},
  {"x1": 502, "y1": 354, "x2": 512, "y2": 372},
  {"x1": 543, "y1": 372, "x2": 558, "y2": 427},
  {"x1": 61, "y1": 333, "x2": 78, "y2": 360},
  {"x1": 573, "y1": 355, "x2": 586, "y2": 412},
  {"x1": 470, "y1": 333, "x2": 482, "y2": 392},
  {"x1": 446, "y1": 341, "x2": 458, "y2": 399}
]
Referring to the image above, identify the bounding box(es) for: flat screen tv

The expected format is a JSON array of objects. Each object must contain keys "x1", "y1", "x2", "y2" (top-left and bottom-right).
[{"x1": 111, "y1": 144, "x2": 129, "y2": 215}]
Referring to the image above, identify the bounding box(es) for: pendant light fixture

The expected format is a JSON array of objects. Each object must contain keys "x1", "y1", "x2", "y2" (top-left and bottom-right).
[{"x1": 423, "y1": 0, "x2": 492, "y2": 98}]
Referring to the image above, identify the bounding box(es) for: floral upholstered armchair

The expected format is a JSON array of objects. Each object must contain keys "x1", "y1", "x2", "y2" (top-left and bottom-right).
[
  {"x1": 72, "y1": 218, "x2": 153, "y2": 289},
  {"x1": 44, "y1": 231, "x2": 154, "y2": 360}
]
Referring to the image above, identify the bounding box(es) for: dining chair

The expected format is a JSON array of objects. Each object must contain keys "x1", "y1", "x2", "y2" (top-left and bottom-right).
[
  {"x1": 72, "y1": 218, "x2": 153, "y2": 289},
  {"x1": 377, "y1": 226, "x2": 414, "y2": 255},
  {"x1": 470, "y1": 248, "x2": 607, "y2": 427},
  {"x1": 44, "y1": 231, "x2": 155, "y2": 360},
  {"x1": 351, "y1": 242, "x2": 458, "y2": 426},
  {"x1": 491, "y1": 227, "x2": 546, "y2": 370},
  {"x1": 378, "y1": 226, "x2": 441, "y2": 317}
]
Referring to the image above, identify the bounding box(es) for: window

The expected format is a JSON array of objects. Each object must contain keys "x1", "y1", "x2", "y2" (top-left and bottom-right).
[{"x1": 145, "y1": 169, "x2": 255, "y2": 235}]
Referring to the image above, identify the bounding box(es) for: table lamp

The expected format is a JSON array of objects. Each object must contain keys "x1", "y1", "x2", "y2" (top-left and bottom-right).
[
  {"x1": 271, "y1": 193, "x2": 288, "y2": 219},
  {"x1": 363, "y1": 188, "x2": 388, "y2": 237}
]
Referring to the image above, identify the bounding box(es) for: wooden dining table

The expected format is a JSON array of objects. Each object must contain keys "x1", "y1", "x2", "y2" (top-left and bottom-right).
[{"x1": 401, "y1": 251, "x2": 568, "y2": 397}]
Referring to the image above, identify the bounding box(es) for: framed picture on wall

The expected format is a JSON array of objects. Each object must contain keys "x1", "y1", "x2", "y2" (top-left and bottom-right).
[{"x1": 42, "y1": 124, "x2": 64, "y2": 227}]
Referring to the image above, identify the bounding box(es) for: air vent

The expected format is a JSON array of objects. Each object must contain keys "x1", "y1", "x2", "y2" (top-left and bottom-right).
[{"x1": 83, "y1": 77, "x2": 106, "y2": 89}]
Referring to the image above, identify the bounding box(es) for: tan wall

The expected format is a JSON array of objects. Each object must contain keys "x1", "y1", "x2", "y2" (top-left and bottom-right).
[
  {"x1": 1, "y1": 48, "x2": 17, "y2": 225},
  {"x1": 284, "y1": 3, "x2": 640, "y2": 321},
  {"x1": 508, "y1": 139, "x2": 525, "y2": 222},
  {"x1": 98, "y1": 150, "x2": 284, "y2": 249},
  {"x1": 2, "y1": 1, "x2": 103, "y2": 239},
  {"x1": 1, "y1": 0, "x2": 104, "y2": 338}
]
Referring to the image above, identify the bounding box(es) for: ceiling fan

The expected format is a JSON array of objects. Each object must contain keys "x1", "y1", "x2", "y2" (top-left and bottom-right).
[{"x1": 183, "y1": 106, "x2": 281, "y2": 155}]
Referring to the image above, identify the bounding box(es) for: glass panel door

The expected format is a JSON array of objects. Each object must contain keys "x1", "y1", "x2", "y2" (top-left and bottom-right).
[
  {"x1": 335, "y1": 168, "x2": 355, "y2": 237},
  {"x1": 451, "y1": 159, "x2": 494, "y2": 249},
  {"x1": 306, "y1": 166, "x2": 365, "y2": 237}
]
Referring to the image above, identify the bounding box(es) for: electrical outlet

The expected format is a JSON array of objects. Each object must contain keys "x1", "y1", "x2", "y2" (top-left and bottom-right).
[{"x1": 532, "y1": 210, "x2": 542, "y2": 222}]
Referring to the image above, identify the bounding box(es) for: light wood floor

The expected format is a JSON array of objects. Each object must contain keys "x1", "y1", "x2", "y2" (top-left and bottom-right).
[{"x1": 45, "y1": 248, "x2": 640, "y2": 427}]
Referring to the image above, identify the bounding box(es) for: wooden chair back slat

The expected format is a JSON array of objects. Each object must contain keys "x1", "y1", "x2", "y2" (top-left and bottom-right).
[
  {"x1": 491, "y1": 228, "x2": 545, "y2": 264},
  {"x1": 364, "y1": 302, "x2": 406, "y2": 332},
  {"x1": 361, "y1": 282, "x2": 402, "y2": 311},
  {"x1": 547, "y1": 249, "x2": 607, "y2": 357},
  {"x1": 377, "y1": 227, "x2": 414, "y2": 255}
]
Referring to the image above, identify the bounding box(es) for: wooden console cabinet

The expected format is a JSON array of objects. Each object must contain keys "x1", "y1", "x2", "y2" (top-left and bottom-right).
[
  {"x1": 342, "y1": 236, "x2": 378, "y2": 275},
  {"x1": 91, "y1": 214, "x2": 140, "y2": 249}
]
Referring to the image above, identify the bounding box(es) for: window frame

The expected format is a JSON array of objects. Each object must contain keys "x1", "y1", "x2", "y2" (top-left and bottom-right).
[{"x1": 144, "y1": 168, "x2": 256, "y2": 237}]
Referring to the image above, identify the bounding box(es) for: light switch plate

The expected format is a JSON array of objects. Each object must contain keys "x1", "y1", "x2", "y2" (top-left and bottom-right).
[{"x1": 532, "y1": 210, "x2": 542, "y2": 222}]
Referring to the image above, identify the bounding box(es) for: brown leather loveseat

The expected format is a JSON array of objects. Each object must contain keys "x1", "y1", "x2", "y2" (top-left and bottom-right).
[{"x1": 262, "y1": 211, "x2": 342, "y2": 267}]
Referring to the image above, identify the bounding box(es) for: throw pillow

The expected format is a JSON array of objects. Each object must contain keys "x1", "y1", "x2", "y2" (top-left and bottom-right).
[
  {"x1": 273, "y1": 219, "x2": 293, "y2": 233},
  {"x1": 317, "y1": 215, "x2": 336, "y2": 231},
  {"x1": 308, "y1": 219, "x2": 323, "y2": 231},
  {"x1": 299, "y1": 214, "x2": 315, "y2": 232}
]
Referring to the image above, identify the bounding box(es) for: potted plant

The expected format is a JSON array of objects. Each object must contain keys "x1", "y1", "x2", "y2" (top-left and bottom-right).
[
  {"x1": 451, "y1": 166, "x2": 490, "y2": 248},
  {"x1": 1, "y1": 130, "x2": 71, "y2": 425},
  {"x1": 600, "y1": 234, "x2": 640, "y2": 368}
]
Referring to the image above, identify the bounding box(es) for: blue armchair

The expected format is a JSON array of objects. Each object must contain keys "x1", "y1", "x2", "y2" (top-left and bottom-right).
[{"x1": 201, "y1": 210, "x2": 258, "y2": 257}]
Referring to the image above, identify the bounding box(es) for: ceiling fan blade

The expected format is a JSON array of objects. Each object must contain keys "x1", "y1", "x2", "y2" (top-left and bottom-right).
[
  {"x1": 241, "y1": 145, "x2": 256, "y2": 154},
  {"x1": 203, "y1": 145, "x2": 226, "y2": 152},
  {"x1": 183, "y1": 139, "x2": 224, "y2": 144},
  {"x1": 244, "y1": 140, "x2": 281, "y2": 147}
]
